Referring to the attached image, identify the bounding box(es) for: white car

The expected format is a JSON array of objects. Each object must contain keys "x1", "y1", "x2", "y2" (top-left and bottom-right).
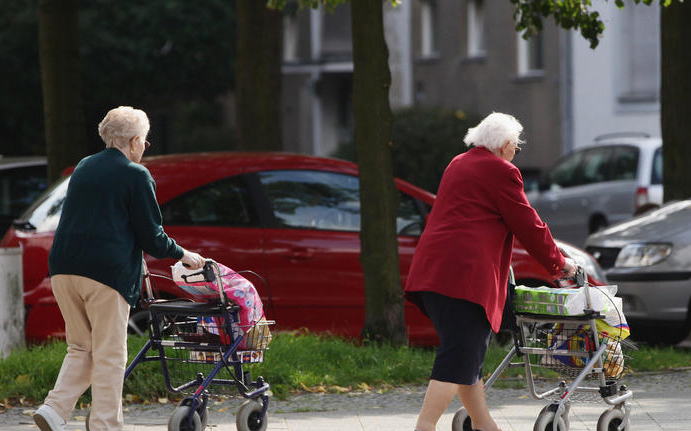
[{"x1": 527, "y1": 133, "x2": 662, "y2": 246}]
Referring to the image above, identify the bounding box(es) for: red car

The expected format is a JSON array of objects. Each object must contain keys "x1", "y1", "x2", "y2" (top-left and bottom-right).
[{"x1": 2, "y1": 152, "x2": 606, "y2": 346}]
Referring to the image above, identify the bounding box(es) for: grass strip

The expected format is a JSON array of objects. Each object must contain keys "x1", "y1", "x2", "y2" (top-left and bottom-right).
[{"x1": 0, "y1": 331, "x2": 688, "y2": 406}]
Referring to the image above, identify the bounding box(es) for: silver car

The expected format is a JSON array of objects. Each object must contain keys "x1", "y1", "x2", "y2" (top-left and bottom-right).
[
  {"x1": 528, "y1": 134, "x2": 662, "y2": 247},
  {"x1": 584, "y1": 201, "x2": 691, "y2": 345}
]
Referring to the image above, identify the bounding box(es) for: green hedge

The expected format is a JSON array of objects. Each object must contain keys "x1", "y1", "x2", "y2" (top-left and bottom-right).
[{"x1": 333, "y1": 106, "x2": 481, "y2": 193}]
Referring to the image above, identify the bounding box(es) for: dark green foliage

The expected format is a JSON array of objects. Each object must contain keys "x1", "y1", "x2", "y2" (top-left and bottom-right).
[
  {"x1": 333, "y1": 106, "x2": 480, "y2": 193},
  {"x1": 389, "y1": 107, "x2": 481, "y2": 193},
  {"x1": 0, "y1": 0, "x2": 236, "y2": 157},
  {"x1": 510, "y1": 0, "x2": 664, "y2": 49},
  {"x1": 0, "y1": 0, "x2": 43, "y2": 155}
]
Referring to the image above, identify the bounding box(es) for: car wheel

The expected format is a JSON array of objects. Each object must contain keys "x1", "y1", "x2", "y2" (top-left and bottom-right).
[{"x1": 589, "y1": 215, "x2": 609, "y2": 234}]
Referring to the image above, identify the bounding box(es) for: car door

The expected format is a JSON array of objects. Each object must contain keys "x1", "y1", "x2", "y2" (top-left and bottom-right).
[
  {"x1": 155, "y1": 175, "x2": 266, "y2": 300},
  {"x1": 255, "y1": 169, "x2": 427, "y2": 339},
  {"x1": 531, "y1": 149, "x2": 587, "y2": 244}
]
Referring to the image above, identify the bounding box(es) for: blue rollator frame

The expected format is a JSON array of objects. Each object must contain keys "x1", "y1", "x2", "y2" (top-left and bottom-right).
[{"x1": 122, "y1": 260, "x2": 273, "y2": 431}]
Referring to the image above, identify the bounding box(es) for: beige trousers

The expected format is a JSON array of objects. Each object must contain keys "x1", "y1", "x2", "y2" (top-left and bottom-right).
[{"x1": 45, "y1": 275, "x2": 130, "y2": 431}]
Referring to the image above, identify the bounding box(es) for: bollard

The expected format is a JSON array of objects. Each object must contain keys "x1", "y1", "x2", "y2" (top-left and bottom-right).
[{"x1": 0, "y1": 247, "x2": 24, "y2": 358}]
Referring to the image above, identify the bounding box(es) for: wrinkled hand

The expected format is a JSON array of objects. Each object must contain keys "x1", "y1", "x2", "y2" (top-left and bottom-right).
[
  {"x1": 180, "y1": 249, "x2": 205, "y2": 270},
  {"x1": 561, "y1": 257, "x2": 578, "y2": 278}
]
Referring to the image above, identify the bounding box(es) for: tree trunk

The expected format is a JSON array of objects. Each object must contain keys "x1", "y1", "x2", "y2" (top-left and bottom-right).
[
  {"x1": 661, "y1": 1, "x2": 691, "y2": 202},
  {"x1": 351, "y1": 0, "x2": 406, "y2": 345},
  {"x1": 235, "y1": 0, "x2": 282, "y2": 151},
  {"x1": 38, "y1": 0, "x2": 88, "y2": 183}
]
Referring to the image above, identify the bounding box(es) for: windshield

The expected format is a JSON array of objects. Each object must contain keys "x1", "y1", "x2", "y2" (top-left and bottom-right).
[{"x1": 19, "y1": 176, "x2": 70, "y2": 232}]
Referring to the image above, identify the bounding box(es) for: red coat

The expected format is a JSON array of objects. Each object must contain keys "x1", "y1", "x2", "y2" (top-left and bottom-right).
[{"x1": 405, "y1": 146, "x2": 565, "y2": 332}]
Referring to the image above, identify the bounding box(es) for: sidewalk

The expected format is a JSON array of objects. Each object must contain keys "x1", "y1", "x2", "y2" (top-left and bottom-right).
[{"x1": 2, "y1": 369, "x2": 689, "y2": 430}]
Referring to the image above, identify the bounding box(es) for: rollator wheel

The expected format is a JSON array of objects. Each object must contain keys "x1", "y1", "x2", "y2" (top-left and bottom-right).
[
  {"x1": 236, "y1": 399, "x2": 268, "y2": 431},
  {"x1": 596, "y1": 407, "x2": 627, "y2": 431},
  {"x1": 168, "y1": 405, "x2": 203, "y2": 431},
  {"x1": 533, "y1": 409, "x2": 567, "y2": 431},
  {"x1": 198, "y1": 407, "x2": 208, "y2": 430},
  {"x1": 451, "y1": 407, "x2": 473, "y2": 431},
  {"x1": 538, "y1": 402, "x2": 570, "y2": 430}
]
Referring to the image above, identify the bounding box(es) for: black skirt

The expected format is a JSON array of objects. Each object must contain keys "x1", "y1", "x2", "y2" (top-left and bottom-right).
[{"x1": 418, "y1": 291, "x2": 492, "y2": 385}]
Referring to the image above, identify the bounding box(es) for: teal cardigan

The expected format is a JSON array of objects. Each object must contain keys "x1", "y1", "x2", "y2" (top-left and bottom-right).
[{"x1": 49, "y1": 148, "x2": 184, "y2": 307}]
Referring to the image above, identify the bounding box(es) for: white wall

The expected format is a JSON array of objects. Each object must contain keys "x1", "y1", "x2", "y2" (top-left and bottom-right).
[
  {"x1": 570, "y1": 0, "x2": 660, "y2": 149},
  {"x1": 384, "y1": 1, "x2": 413, "y2": 109}
]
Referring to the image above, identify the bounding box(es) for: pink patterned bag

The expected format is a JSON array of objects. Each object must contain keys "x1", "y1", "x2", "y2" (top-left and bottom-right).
[{"x1": 171, "y1": 261, "x2": 269, "y2": 349}]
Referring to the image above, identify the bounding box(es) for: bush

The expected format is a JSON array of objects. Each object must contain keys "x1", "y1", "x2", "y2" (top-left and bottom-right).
[{"x1": 332, "y1": 106, "x2": 481, "y2": 193}]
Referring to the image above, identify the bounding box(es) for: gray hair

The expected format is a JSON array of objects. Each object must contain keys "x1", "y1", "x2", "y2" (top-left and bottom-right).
[
  {"x1": 98, "y1": 106, "x2": 150, "y2": 149},
  {"x1": 463, "y1": 112, "x2": 524, "y2": 151}
]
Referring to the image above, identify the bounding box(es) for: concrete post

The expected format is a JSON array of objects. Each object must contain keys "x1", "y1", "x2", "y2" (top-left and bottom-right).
[{"x1": 0, "y1": 247, "x2": 24, "y2": 358}]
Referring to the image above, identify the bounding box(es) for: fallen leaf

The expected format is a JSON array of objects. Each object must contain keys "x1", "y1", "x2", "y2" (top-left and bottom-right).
[{"x1": 15, "y1": 375, "x2": 31, "y2": 385}]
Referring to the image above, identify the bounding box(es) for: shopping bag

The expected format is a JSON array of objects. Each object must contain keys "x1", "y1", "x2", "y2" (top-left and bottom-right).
[{"x1": 172, "y1": 261, "x2": 271, "y2": 349}]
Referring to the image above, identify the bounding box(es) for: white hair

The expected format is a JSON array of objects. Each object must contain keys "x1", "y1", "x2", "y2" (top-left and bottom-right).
[
  {"x1": 463, "y1": 112, "x2": 524, "y2": 151},
  {"x1": 98, "y1": 106, "x2": 150, "y2": 149}
]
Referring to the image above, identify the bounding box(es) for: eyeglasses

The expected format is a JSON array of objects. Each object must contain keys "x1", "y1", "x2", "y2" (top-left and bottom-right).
[
  {"x1": 144, "y1": 140, "x2": 151, "y2": 149},
  {"x1": 514, "y1": 145, "x2": 521, "y2": 154}
]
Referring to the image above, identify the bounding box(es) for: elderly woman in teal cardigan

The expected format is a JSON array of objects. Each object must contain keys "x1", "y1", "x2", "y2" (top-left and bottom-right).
[{"x1": 34, "y1": 106, "x2": 206, "y2": 431}]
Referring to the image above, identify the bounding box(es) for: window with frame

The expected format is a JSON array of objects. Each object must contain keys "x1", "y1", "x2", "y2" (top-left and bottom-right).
[
  {"x1": 517, "y1": 32, "x2": 543, "y2": 75},
  {"x1": 258, "y1": 170, "x2": 426, "y2": 235},
  {"x1": 160, "y1": 176, "x2": 258, "y2": 227},
  {"x1": 282, "y1": 2, "x2": 300, "y2": 62},
  {"x1": 419, "y1": 0, "x2": 437, "y2": 57},
  {"x1": 617, "y1": 2, "x2": 659, "y2": 105},
  {"x1": 467, "y1": 0, "x2": 485, "y2": 57}
]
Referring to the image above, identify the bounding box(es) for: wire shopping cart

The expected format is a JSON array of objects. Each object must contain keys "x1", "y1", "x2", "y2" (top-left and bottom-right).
[
  {"x1": 115, "y1": 259, "x2": 274, "y2": 431},
  {"x1": 451, "y1": 267, "x2": 635, "y2": 431}
]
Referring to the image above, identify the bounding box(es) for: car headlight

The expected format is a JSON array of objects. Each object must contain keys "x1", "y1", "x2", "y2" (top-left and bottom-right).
[
  {"x1": 615, "y1": 243, "x2": 672, "y2": 267},
  {"x1": 558, "y1": 242, "x2": 608, "y2": 284}
]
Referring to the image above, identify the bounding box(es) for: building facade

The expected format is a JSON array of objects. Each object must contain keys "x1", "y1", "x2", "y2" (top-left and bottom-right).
[{"x1": 280, "y1": 0, "x2": 661, "y2": 179}]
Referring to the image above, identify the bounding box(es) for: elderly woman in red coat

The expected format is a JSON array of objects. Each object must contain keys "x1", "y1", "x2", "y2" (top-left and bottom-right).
[{"x1": 405, "y1": 112, "x2": 576, "y2": 431}]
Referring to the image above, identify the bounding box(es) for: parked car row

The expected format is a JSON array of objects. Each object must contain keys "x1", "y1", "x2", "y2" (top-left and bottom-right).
[
  {"x1": 585, "y1": 200, "x2": 691, "y2": 345},
  {"x1": 528, "y1": 133, "x2": 662, "y2": 247},
  {"x1": 2, "y1": 152, "x2": 605, "y2": 346}
]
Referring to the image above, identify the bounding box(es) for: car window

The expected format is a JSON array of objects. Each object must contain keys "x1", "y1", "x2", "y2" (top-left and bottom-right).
[
  {"x1": 22, "y1": 176, "x2": 70, "y2": 233},
  {"x1": 651, "y1": 147, "x2": 662, "y2": 185},
  {"x1": 160, "y1": 176, "x2": 259, "y2": 226},
  {"x1": 258, "y1": 170, "x2": 426, "y2": 235},
  {"x1": 580, "y1": 147, "x2": 614, "y2": 184},
  {"x1": 259, "y1": 170, "x2": 361, "y2": 231},
  {"x1": 610, "y1": 146, "x2": 639, "y2": 181},
  {"x1": 0, "y1": 165, "x2": 47, "y2": 220},
  {"x1": 546, "y1": 151, "x2": 584, "y2": 188}
]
